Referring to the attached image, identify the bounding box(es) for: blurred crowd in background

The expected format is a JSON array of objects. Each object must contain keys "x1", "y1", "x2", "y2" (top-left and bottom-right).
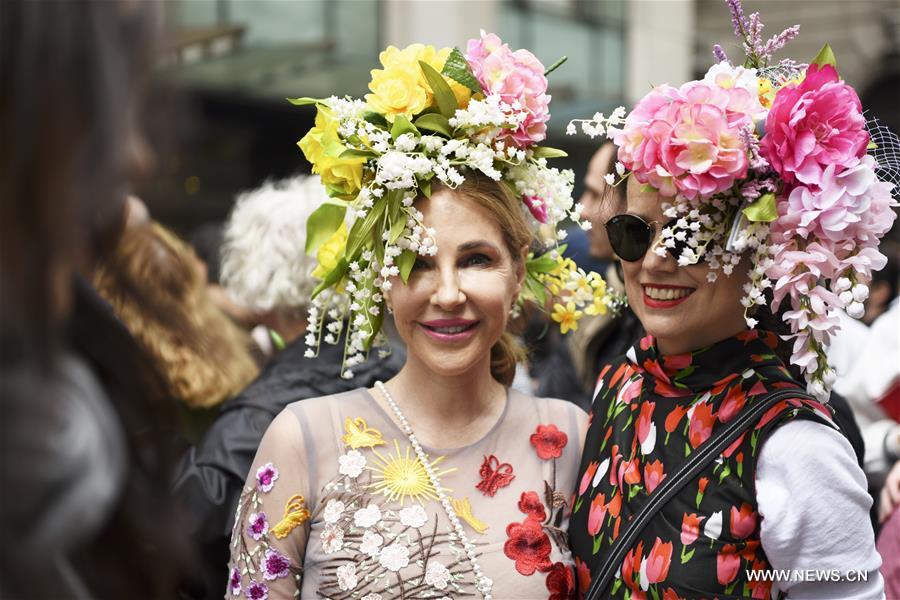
[{"x1": 1, "y1": 1, "x2": 898, "y2": 599}]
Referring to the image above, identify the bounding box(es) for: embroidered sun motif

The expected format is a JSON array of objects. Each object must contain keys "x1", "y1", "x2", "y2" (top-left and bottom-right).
[
  {"x1": 342, "y1": 416, "x2": 386, "y2": 449},
  {"x1": 367, "y1": 440, "x2": 454, "y2": 505}
]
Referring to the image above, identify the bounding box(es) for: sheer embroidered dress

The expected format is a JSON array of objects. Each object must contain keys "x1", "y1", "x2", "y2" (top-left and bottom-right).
[{"x1": 226, "y1": 388, "x2": 587, "y2": 599}]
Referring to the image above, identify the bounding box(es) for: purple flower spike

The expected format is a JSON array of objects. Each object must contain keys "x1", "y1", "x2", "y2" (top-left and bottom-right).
[
  {"x1": 262, "y1": 548, "x2": 292, "y2": 581},
  {"x1": 247, "y1": 512, "x2": 268, "y2": 541},
  {"x1": 227, "y1": 567, "x2": 242, "y2": 596},
  {"x1": 255, "y1": 463, "x2": 279, "y2": 493},
  {"x1": 712, "y1": 44, "x2": 730, "y2": 64},
  {"x1": 763, "y1": 25, "x2": 800, "y2": 61},
  {"x1": 726, "y1": 0, "x2": 748, "y2": 37},
  {"x1": 246, "y1": 580, "x2": 269, "y2": 600}
]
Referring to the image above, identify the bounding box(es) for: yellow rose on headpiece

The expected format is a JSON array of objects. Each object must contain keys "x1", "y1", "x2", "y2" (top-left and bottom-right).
[
  {"x1": 298, "y1": 106, "x2": 365, "y2": 199},
  {"x1": 366, "y1": 43, "x2": 471, "y2": 121}
]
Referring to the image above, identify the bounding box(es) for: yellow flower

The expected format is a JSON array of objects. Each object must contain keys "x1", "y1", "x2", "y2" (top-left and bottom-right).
[
  {"x1": 312, "y1": 222, "x2": 348, "y2": 280},
  {"x1": 757, "y1": 78, "x2": 776, "y2": 109},
  {"x1": 551, "y1": 301, "x2": 583, "y2": 334},
  {"x1": 298, "y1": 106, "x2": 365, "y2": 199},
  {"x1": 365, "y1": 43, "x2": 470, "y2": 121}
]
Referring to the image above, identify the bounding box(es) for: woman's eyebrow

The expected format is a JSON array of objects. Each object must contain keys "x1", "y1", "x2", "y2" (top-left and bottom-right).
[{"x1": 457, "y1": 240, "x2": 500, "y2": 253}]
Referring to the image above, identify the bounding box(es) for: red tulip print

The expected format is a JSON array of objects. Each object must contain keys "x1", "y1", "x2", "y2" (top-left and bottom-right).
[
  {"x1": 645, "y1": 537, "x2": 673, "y2": 584},
  {"x1": 680, "y1": 512, "x2": 705, "y2": 545}
]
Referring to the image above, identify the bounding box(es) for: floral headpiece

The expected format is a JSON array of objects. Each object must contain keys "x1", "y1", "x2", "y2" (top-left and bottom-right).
[
  {"x1": 570, "y1": 0, "x2": 900, "y2": 399},
  {"x1": 295, "y1": 32, "x2": 623, "y2": 378}
]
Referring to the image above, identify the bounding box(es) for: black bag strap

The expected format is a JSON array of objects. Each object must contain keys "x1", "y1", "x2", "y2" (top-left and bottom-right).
[{"x1": 585, "y1": 388, "x2": 815, "y2": 600}]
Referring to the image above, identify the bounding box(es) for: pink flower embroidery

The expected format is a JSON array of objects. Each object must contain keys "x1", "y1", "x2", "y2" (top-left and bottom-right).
[{"x1": 255, "y1": 463, "x2": 279, "y2": 493}]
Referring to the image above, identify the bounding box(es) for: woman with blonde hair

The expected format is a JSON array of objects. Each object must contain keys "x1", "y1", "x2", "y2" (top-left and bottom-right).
[{"x1": 226, "y1": 33, "x2": 619, "y2": 598}]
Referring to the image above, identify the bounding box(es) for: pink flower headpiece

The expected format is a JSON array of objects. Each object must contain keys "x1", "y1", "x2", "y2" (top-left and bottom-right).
[{"x1": 569, "y1": 0, "x2": 899, "y2": 399}]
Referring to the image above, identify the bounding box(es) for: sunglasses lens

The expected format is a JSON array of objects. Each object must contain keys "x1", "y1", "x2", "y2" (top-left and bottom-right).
[{"x1": 606, "y1": 215, "x2": 653, "y2": 262}]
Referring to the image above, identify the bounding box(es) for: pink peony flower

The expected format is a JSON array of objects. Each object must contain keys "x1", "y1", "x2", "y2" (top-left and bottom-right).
[
  {"x1": 613, "y1": 80, "x2": 758, "y2": 200},
  {"x1": 465, "y1": 30, "x2": 550, "y2": 147},
  {"x1": 759, "y1": 64, "x2": 869, "y2": 187}
]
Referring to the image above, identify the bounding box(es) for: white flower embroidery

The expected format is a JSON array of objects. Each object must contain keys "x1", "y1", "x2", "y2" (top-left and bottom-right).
[
  {"x1": 323, "y1": 499, "x2": 345, "y2": 524},
  {"x1": 398, "y1": 505, "x2": 428, "y2": 528},
  {"x1": 320, "y1": 523, "x2": 344, "y2": 554},
  {"x1": 336, "y1": 563, "x2": 358, "y2": 591},
  {"x1": 378, "y1": 543, "x2": 410, "y2": 572},
  {"x1": 338, "y1": 450, "x2": 367, "y2": 478},
  {"x1": 424, "y1": 561, "x2": 451, "y2": 590},
  {"x1": 353, "y1": 504, "x2": 382, "y2": 528},
  {"x1": 359, "y1": 530, "x2": 384, "y2": 557}
]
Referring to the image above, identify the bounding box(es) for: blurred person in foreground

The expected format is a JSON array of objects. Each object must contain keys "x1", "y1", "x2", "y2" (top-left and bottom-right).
[
  {"x1": 173, "y1": 175, "x2": 402, "y2": 600},
  {"x1": 0, "y1": 1, "x2": 190, "y2": 598},
  {"x1": 93, "y1": 197, "x2": 259, "y2": 442}
]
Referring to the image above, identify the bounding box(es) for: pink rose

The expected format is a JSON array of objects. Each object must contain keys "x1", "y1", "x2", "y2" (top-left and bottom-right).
[
  {"x1": 465, "y1": 30, "x2": 550, "y2": 147},
  {"x1": 613, "y1": 81, "x2": 756, "y2": 200},
  {"x1": 760, "y1": 64, "x2": 868, "y2": 188}
]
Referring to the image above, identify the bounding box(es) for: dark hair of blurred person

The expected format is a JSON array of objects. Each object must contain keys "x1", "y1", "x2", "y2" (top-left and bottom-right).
[{"x1": 0, "y1": 1, "x2": 191, "y2": 598}]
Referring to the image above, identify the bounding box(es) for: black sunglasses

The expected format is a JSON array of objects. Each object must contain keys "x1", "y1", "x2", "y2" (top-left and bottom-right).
[{"x1": 605, "y1": 214, "x2": 684, "y2": 262}]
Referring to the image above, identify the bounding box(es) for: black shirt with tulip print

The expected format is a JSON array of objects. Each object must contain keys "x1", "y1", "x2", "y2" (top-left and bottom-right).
[{"x1": 569, "y1": 330, "x2": 836, "y2": 600}]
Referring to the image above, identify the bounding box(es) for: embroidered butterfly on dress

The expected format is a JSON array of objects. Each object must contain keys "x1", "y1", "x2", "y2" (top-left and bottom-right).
[
  {"x1": 342, "y1": 416, "x2": 386, "y2": 449},
  {"x1": 476, "y1": 454, "x2": 516, "y2": 497}
]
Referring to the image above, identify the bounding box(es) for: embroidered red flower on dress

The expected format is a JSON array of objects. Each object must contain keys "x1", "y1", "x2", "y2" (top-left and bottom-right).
[
  {"x1": 545, "y1": 562, "x2": 576, "y2": 600},
  {"x1": 503, "y1": 518, "x2": 553, "y2": 575},
  {"x1": 530, "y1": 424, "x2": 568, "y2": 460},
  {"x1": 475, "y1": 454, "x2": 515, "y2": 497},
  {"x1": 517, "y1": 491, "x2": 547, "y2": 522}
]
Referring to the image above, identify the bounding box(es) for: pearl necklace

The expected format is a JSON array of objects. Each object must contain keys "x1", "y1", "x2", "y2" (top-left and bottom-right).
[{"x1": 375, "y1": 381, "x2": 493, "y2": 599}]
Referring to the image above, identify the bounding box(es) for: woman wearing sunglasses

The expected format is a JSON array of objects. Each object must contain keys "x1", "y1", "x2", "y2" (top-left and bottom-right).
[{"x1": 566, "y1": 3, "x2": 895, "y2": 598}]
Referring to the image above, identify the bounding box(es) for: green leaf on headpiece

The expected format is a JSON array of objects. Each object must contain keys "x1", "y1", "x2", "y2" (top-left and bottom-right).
[
  {"x1": 811, "y1": 43, "x2": 837, "y2": 69},
  {"x1": 363, "y1": 111, "x2": 390, "y2": 129},
  {"x1": 339, "y1": 148, "x2": 378, "y2": 160},
  {"x1": 306, "y1": 203, "x2": 347, "y2": 254},
  {"x1": 417, "y1": 177, "x2": 432, "y2": 198},
  {"x1": 346, "y1": 195, "x2": 389, "y2": 258},
  {"x1": 397, "y1": 250, "x2": 417, "y2": 284},
  {"x1": 868, "y1": 140, "x2": 878, "y2": 150},
  {"x1": 742, "y1": 192, "x2": 778, "y2": 223},
  {"x1": 543, "y1": 56, "x2": 568, "y2": 77},
  {"x1": 419, "y1": 60, "x2": 458, "y2": 119},
  {"x1": 531, "y1": 146, "x2": 569, "y2": 159},
  {"x1": 441, "y1": 47, "x2": 483, "y2": 94},
  {"x1": 414, "y1": 113, "x2": 453, "y2": 138},
  {"x1": 286, "y1": 97, "x2": 320, "y2": 106},
  {"x1": 640, "y1": 183, "x2": 657, "y2": 194},
  {"x1": 312, "y1": 258, "x2": 349, "y2": 299},
  {"x1": 391, "y1": 114, "x2": 420, "y2": 141},
  {"x1": 527, "y1": 246, "x2": 568, "y2": 274},
  {"x1": 523, "y1": 272, "x2": 548, "y2": 306},
  {"x1": 364, "y1": 311, "x2": 384, "y2": 351}
]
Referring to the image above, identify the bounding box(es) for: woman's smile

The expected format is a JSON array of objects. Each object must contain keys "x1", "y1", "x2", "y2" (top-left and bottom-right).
[{"x1": 641, "y1": 283, "x2": 696, "y2": 309}]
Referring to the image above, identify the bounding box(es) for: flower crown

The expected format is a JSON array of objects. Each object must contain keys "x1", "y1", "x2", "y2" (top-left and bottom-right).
[
  {"x1": 295, "y1": 32, "x2": 623, "y2": 378},
  {"x1": 570, "y1": 0, "x2": 900, "y2": 400}
]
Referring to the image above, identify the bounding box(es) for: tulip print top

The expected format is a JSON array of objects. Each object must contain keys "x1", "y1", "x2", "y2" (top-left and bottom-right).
[
  {"x1": 227, "y1": 388, "x2": 588, "y2": 599},
  {"x1": 568, "y1": 330, "x2": 840, "y2": 599}
]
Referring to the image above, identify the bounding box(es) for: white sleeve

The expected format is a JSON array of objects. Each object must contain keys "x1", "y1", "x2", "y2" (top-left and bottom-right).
[{"x1": 756, "y1": 419, "x2": 884, "y2": 600}]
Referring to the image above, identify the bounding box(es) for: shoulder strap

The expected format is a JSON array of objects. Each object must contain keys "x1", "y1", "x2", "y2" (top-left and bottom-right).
[{"x1": 585, "y1": 388, "x2": 814, "y2": 600}]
